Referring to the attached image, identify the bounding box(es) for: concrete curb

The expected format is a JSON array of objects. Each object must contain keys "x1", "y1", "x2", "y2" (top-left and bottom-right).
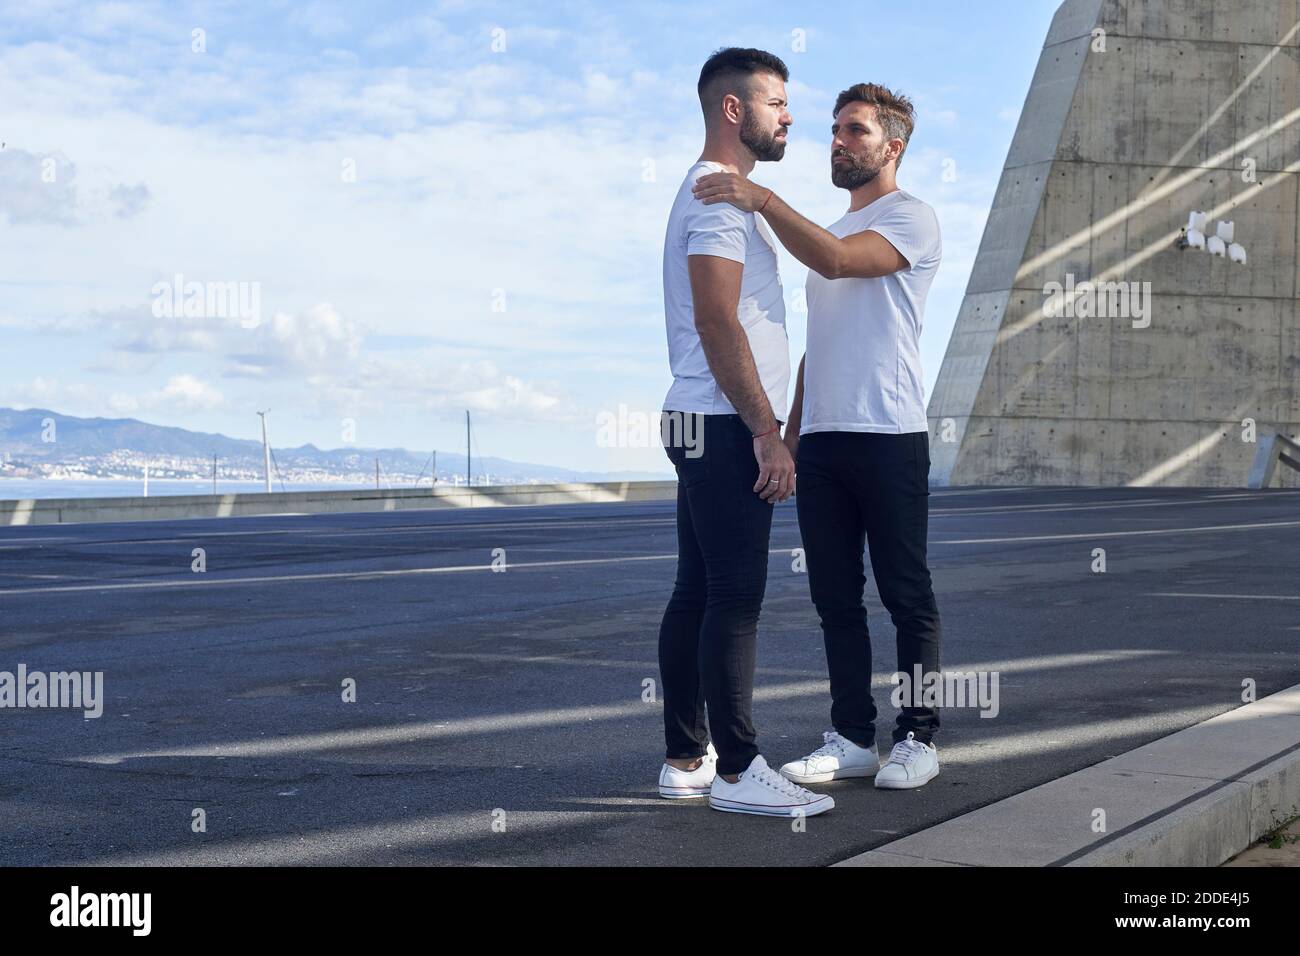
[
  {"x1": 835, "y1": 683, "x2": 1300, "y2": 867},
  {"x1": 0, "y1": 480, "x2": 678, "y2": 527}
]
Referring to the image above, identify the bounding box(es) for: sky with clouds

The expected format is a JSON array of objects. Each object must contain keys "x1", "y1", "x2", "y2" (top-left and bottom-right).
[{"x1": 0, "y1": 0, "x2": 1062, "y2": 475}]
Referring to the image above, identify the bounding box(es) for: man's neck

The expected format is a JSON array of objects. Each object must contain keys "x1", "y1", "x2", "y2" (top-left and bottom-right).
[
  {"x1": 699, "y1": 137, "x2": 755, "y2": 178},
  {"x1": 847, "y1": 168, "x2": 899, "y2": 212}
]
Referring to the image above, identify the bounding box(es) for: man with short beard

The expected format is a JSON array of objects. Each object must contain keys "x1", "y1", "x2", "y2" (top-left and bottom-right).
[
  {"x1": 693, "y1": 83, "x2": 944, "y2": 792},
  {"x1": 655, "y1": 48, "x2": 833, "y2": 818}
]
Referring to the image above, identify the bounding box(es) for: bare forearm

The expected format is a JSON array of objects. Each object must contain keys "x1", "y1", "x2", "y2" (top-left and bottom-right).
[
  {"x1": 697, "y1": 321, "x2": 778, "y2": 435},
  {"x1": 691, "y1": 174, "x2": 908, "y2": 280},
  {"x1": 759, "y1": 193, "x2": 845, "y2": 279}
]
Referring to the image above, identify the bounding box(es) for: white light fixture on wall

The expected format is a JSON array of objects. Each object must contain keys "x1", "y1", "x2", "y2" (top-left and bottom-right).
[{"x1": 1179, "y1": 211, "x2": 1247, "y2": 263}]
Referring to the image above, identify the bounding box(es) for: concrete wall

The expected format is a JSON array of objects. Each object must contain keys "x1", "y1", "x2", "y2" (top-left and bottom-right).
[
  {"x1": 0, "y1": 481, "x2": 678, "y2": 527},
  {"x1": 928, "y1": 0, "x2": 1300, "y2": 487}
]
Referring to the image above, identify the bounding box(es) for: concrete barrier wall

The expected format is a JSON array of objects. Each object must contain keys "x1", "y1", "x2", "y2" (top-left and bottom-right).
[
  {"x1": 0, "y1": 481, "x2": 679, "y2": 527},
  {"x1": 927, "y1": 0, "x2": 1300, "y2": 488}
]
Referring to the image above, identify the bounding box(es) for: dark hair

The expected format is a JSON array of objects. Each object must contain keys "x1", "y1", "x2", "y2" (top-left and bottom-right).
[
  {"x1": 697, "y1": 47, "x2": 789, "y2": 112},
  {"x1": 832, "y1": 83, "x2": 915, "y2": 168}
]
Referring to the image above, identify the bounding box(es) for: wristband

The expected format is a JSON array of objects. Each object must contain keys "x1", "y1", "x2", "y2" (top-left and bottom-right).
[
  {"x1": 757, "y1": 189, "x2": 773, "y2": 213},
  {"x1": 752, "y1": 424, "x2": 780, "y2": 440}
]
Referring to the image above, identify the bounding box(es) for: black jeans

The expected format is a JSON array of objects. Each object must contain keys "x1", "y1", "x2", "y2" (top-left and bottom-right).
[
  {"x1": 795, "y1": 430, "x2": 941, "y2": 748},
  {"x1": 658, "y1": 413, "x2": 773, "y2": 775}
]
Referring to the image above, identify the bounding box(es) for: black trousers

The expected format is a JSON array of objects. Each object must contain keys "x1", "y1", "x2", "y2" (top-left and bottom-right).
[
  {"x1": 795, "y1": 430, "x2": 941, "y2": 748},
  {"x1": 658, "y1": 413, "x2": 772, "y2": 775}
]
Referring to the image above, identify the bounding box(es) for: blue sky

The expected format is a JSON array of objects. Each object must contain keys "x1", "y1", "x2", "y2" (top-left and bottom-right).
[{"x1": 0, "y1": 0, "x2": 1062, "y2": 474}]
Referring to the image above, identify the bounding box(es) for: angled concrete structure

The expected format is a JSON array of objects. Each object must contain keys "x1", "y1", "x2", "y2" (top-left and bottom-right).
[{"x1": 928, "y1": 0, "x2": 1300, "y2": 486}]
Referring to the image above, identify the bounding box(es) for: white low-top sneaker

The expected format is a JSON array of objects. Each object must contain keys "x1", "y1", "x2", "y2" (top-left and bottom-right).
[
  {"x1": 709, "y1": 754, "x2": 834, "y2": 818},
  {"x1": 780, "y1": 730, "x2": 880, "y2": 784},
  {"x1": 874, "y1": 732, "x2": 939, "y2": 789},
  {"x1": 658, "y1": 743, "x2": 718, "y2": 798}
]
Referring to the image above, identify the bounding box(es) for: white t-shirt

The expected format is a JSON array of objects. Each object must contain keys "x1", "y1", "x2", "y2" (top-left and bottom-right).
[
  {"x1": 662, "y1": 161, "x2": 790, "y2": 421},
  {"x1": 801, "y1": 189, "x2": 941, "y2": 435}
]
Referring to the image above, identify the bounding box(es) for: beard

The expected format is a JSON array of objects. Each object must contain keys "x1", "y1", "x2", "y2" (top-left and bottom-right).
[
  {"x1": 740, "y1": 110, "x2": 787, "y2": 162},
  {"x1": 831, "y1": 145, "x2": 886, "y2": 189}
]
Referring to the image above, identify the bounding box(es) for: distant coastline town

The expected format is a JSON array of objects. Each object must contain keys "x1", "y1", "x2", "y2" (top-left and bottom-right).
[
  {"x1": 0, "y1": 447, "x2": 468, "y2": 487},
  {"x1": 0, "y1": 407, "x2": 668, "y2": 498}
]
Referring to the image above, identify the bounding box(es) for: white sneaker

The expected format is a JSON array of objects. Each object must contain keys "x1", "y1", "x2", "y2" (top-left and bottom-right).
[
  {"x1": 658, "y1": 743, "x2": 717, "y2": 798},
  {"x1": 874, "y1": 732, "x2": 939, "y2": 789},
  {"x1": 709, "y1": 755, "x2": 834, "y2": 818},
  {"x1": 779, "y1": 730, "x2": 880, "y2": 784}
]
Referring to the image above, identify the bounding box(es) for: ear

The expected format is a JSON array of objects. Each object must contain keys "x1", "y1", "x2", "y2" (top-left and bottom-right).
[{"x1": 721, "y1": 92, "x2": 743, "y2": 126}]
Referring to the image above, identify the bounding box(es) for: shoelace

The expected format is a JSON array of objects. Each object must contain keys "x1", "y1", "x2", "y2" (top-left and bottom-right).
[
  {"x1": 885, "y1": 737, "x2": 926, "y2": 767},
  {"x1": 755, "y1": 767, "x2": 812, "y2": 799},
  {"x1": 806, "y1": 731, "x2": 848, "y2": 762}
]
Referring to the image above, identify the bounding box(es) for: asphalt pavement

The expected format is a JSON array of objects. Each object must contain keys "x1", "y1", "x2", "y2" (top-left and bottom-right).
[{"x1": 1, "y1": 486, "x2": 1298, "y2": 865}]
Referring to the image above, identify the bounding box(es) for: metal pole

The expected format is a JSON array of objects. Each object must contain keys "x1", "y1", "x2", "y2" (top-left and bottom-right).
[
  {"x1": 212, "y1": 454, "x2": 217, "y2": 494},
  {"x1": 258, "y1": 411, "x2": 272, "y2": 493},
  {"x1": 466, "y1": 410, "x2": 472, "y2": 487}
]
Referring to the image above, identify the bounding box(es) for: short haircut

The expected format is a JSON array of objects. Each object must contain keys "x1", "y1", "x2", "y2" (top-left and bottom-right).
[
  {"x1": 697, "y1": 47, "x2": 789, "y2": 116},
  {"x1": 833, "y1": 83, "x2": 916, "y2": 168}
]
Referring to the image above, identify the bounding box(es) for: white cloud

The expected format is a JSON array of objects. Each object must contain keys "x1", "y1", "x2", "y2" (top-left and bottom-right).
[
  {"x1": 6, "y1": 373, "x2": 225, "y2": 417},
  {"x1": 121, "y1": 374, "x2": 226, "y2": 414},
  {"x1": 0, "y1": 146, "x2": 151, "y2": 226},
  {"x1": 248, "y1": 304, "x2": 364, "y2": 373},
  {"x1": 109, "y1": 181, "x2": 151, "y2": 218},
  {"x1": 8, "y1": 376, "x2": 101, "y2": 410},
  {"x1": 0, "y1": 149, "x2": 78, "y2": 225}
]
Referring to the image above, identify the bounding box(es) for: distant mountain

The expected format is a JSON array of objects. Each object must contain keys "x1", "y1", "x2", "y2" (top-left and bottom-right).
[
  {"x1": 0, "y1": 407, "x2": 670, "y2": 483},
  {"x1": 0, "y1": 407, "x2": 259, "y2": 460}
]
